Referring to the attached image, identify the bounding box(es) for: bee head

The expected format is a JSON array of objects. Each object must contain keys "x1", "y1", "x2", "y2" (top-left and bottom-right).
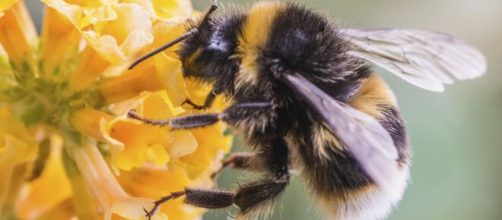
[
  {"x1": 128, "y1": 4, "x2": 241, "y2": 83},
  {"x1": 178, "y1": 16, "x2": 242, "y2": 81}
]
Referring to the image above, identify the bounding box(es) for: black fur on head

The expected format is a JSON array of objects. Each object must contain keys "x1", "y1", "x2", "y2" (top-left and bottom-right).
[{"x1": 178, "y1": 14, "x2": 245, "y2": 85}]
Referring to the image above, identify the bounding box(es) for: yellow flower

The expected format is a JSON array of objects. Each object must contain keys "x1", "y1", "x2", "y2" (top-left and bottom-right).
[
  {"x1": 0, "y1": 0, "x2": 18, "y2": 15},
  {"x1": 0, "y1": 0, "x2": 232, "y2": 219}
]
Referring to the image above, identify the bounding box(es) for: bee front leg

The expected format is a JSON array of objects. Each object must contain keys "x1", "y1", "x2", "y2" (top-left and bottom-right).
[
  {"x1": 128, "y1": 102, "x2": 272, "y2": 129},
  {"x1": 182, "y1": 89, "x2": 218, "y2": 110}
]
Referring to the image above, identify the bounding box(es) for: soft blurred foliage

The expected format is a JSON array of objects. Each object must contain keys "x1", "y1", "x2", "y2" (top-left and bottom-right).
[{"x1": 26, "y1": 0, "x2": 502, "y2": 219}]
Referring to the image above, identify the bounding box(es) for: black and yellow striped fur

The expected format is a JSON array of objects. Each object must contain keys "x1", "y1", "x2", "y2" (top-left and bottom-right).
[{"x1": 138, "y1": 1, "x2": 411, "y2": 219}]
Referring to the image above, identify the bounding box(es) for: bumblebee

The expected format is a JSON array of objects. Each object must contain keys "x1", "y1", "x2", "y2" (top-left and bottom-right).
[{"x1": 128, "y1": 1, "x2": 486, "y2": 219}]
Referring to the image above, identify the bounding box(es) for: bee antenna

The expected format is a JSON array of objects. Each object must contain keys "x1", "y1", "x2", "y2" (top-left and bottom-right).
[
  {"x1": 204, "y1": 0, "x2": 219, "y2": 21},
  {"x1": 128, "y1": 28, "x2": 198, "y2": 70},
  {"x1": 128, "y1": 0, "x2": 218, "y2": 70}
]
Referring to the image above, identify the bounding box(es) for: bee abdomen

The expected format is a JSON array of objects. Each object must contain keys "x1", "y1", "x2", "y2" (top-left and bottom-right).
[{"x1": 287, "y1": 74, "x2": 411, "y2": 219}]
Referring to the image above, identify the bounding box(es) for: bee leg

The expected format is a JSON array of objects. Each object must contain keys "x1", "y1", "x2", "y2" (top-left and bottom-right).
[
  {"x1": 146, "y1": 179, "x2": 288, "y2": 218},
  {"x1": 128, "y1": 102, "x2": 272, "y2": 129},
  {"x1": 128, "y1": 110, "x2": 220, "y2": 129},
  {"x1": 144, "y1": 191, "x2": 185, "y2": 219},
  {"x1": 182, "y1": 89, "x2": 217, "y2": 110},
  {"x1": 181, "y1": 98, "x2": 204, "y2": 110},
  {"x1": 211, "y1": 152, "x2": 257, "y2": 179},
  {"x1": 144, "y1": 188, "x2": 235, "y2": 220},
  {"x1": 144, "y1": 180, "x2": 289, "y2": 219},
  {"x1": 144, "y1": 139, "x2": 288, "y2": 218},
  {"x1": 234, "y1": 138, "x2": 290, "y2": 216},
  {"x1": 184, "y1": 188, "x2": 234, "y2": 208},
  {"x1": 234, "y1": 179, "x2": 289, "y2": 215}
]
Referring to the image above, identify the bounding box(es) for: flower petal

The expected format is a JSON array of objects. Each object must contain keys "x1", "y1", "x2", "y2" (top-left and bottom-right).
[
  {"x1": 151, "y1": 0, "x2": 192, "y2": 22},
  {"x1": 70, "y1": 108, "x2": 112, "y2": 142},
  {"x1": 0, "y1": 0, "x2": 37, "y2": 71},
  {"x1": 43, "y1": 0, "x2": 154, "y2": 64},
  {"x1": 180, "y1": 121, "x2": 233, "y2": 179},
  {"x1": 68, "y1": 45, "x2": 111, "y2": 91},
  {"x1": 0, "y1": 0, "x2": 18, "y2": 16},
  {"x1": 98, "y1": 55, "x2": 176, "y2": 103},
  {"x1": 36, "y1": 198, "x2": 76, "y2": 220},
  {"x1": 153, "y1": 50, "x2": 188, "y2": 105},
  {"x1": 16, "y1": 135, "x2": 72, "y2": 219},
  {"x1": 151, "y1": 21, "x2": 187, "y2": 59},
  {"x1": 0, "y1": 107, "x2": 37, "y2": 216},
  {"x1": 40, "y1": 7, "x2": 82, "y2": 78},
  {"x1": 69, "y1": 139, "x2": 167, "y2": 220},
  {"x1": 118, "y1": 165, "x2": 205, "y2": 220},
  {"x1": 104, "y1": 92, "x2": 198, "y2": 171}
]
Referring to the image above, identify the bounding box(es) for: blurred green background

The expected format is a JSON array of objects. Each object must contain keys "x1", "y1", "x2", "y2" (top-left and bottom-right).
[{"x1": 26, "y1": 0, "x2": 502, "y2": 219}]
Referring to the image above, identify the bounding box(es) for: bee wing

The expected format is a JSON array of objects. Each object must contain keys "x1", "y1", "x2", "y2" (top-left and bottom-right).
[
  {"x1": 280, "y1": 72, "x2": 400, "y2": 191},
  {"x1": 339, "y1": 28, "x2": 487, "y2": 92}
]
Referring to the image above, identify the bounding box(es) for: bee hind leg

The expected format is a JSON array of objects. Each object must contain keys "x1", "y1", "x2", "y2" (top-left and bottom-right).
[
  {"x1": 234, "y1": 138, "x2": 290, "y2": 218},
  {"x1": 143, "y1": 188, "x2": 235, "y2": 220},
  {"x1": 145, "y1": 139, "x2": 289, "y2": 219},
  {"x1": 144, "y1": 179, "x2": 289, "y2": 220},
  {"x1": 234, "y1": 178, "x2": 289, "y2": 218},
  {"x1": 144, "y1": 191, "x2": 185, "y2": 219}
]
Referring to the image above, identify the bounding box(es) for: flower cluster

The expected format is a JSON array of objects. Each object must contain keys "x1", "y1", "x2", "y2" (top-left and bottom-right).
[{"x1": 0, "y1": 0, "x2": 232, "y2": 219}]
